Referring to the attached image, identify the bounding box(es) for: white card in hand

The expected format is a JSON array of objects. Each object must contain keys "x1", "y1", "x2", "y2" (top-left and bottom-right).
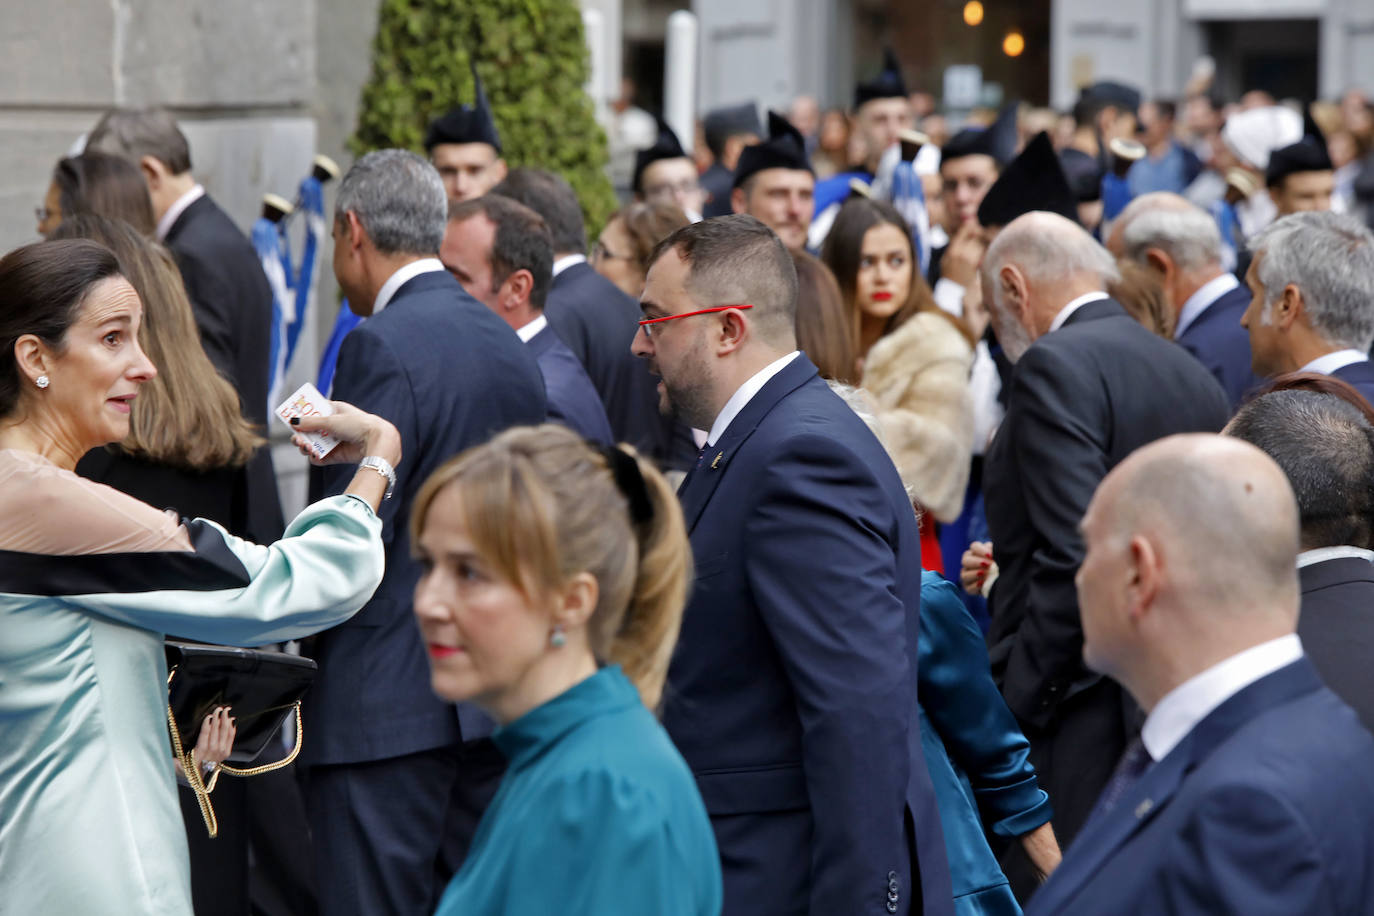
[{"x1": 274, "y1": 382, "x2": 341, "y2": 459}]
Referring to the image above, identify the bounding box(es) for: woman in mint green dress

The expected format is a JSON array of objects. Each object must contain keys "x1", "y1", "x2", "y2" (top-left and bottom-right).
[
  {"x1": 412, "y1": 425, "x2": 722, "y2": 916},
  {"x1": 0, "y1": 239, "x2": 400, "y2": 915}
]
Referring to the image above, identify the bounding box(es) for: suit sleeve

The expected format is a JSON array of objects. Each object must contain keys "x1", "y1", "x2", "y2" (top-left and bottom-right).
[
  {"x1": 744, "y1": 434, "x2": 915, "y2": 915},
  {"x1": 316, "y1": 325, "x2": 417, "y2": 546},
  {"x1": 1000, "y1": 344, "x2": 1111, "y2": 728},
  {"x1": 1153, "y1": 785, "x2": 1334, "y2": 915},
  {"x1": 171, "y1": 248, "x2": 240, "y2": 390}
]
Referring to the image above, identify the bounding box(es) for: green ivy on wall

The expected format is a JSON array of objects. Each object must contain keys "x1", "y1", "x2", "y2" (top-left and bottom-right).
[{"x1": 352, "y1": 0, "x2": 617, "y2": 241}]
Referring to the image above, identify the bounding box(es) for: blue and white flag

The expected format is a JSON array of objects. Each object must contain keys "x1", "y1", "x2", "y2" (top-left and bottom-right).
[
  {"x1": 316, "y1": 304, "x2": 363, "y2": 398},
  {"x1": 254, "y1": 216, "x2": 293, "y2": 413},
  {"x1": 289, "y1": 175, "x2": 327, "y2": 379}
]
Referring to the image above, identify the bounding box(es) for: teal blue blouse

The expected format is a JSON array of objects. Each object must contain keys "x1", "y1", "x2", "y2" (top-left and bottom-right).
[{"x1": 434, "y1": 666, "x2": 722, "y2": 916}]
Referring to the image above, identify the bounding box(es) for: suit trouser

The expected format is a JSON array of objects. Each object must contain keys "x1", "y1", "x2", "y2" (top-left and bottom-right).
[{"x1": 307, "y1": 739, "x2": 506, "y2": 916}]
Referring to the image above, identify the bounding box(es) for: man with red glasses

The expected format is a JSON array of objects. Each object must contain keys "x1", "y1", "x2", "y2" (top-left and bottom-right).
[{"x1": 633, "y1": 214, "x2": 953, "y2": 916}]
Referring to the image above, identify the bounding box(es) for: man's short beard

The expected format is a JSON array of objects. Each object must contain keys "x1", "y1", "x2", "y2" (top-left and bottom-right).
[{"x1": 660, "y1": 343, "x2": 717, "y2": 430}]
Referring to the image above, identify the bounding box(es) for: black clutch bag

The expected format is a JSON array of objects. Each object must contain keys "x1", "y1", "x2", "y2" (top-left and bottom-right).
[{"x1": 164, "y1": 641, "x2": 317, "y2": 837}]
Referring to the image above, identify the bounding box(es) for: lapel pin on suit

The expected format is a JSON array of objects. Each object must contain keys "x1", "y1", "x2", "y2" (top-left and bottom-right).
[
  {"x1": 711, "y1": 451, "x2": 724, "y2": 469},
  {"x1": 1134, "y1": 798, "x2": 1154, "y2": 819}
]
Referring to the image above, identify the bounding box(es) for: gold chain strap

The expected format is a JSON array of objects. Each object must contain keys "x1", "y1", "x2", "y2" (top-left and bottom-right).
[{"x1": 165, "y1": 667, "x2": 307, "y2": 838}]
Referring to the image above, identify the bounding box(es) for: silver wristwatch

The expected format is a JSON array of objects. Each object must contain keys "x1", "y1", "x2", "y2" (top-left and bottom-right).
[{"x1": 358, "y1": 456, "x2": 397, "y2": 499}]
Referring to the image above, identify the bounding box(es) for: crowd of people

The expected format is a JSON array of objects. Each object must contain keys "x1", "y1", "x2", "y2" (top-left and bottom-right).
[{"x1": 4, "y1": 40, "x2": 1374, "y2": 916}]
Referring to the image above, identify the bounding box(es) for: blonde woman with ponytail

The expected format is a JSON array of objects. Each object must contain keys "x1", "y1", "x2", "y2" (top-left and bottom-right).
[{"x1": 412, "y1": 424, "x2": 722, "y2": 916}]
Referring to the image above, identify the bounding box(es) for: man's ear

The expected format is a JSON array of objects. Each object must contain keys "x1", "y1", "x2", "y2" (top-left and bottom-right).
[
  {"x1": 343, "y1": 211, "x2": 367, "y2": 253},
  {"x1": 730, "y1": 187, "x2": 747, "y2": 215},
  {"x1": 998, "y1": 264, "x2": 1028, "y2": 320},
  {"x1": 138, "y1": 155, "x2": 164, "y2": 190},
  {"x1": 501, "y1": 269, "x2": 534, "y2": 311},
  {"x1": 1274, "y1": 283, "x2": 1304, "y2": 332},
  {"x1": 491, "y1": 158, "x2": 509, "y2": 185},
  {"x1": 1126, "y1": 533, "x2": 1161, "y2": 623},
  {"x1": 714, "y1": 307, "x2": 750, "y2": 355},
  {"x1": 1144, "y1": 247, "x2": 1172, "y2": 282}
]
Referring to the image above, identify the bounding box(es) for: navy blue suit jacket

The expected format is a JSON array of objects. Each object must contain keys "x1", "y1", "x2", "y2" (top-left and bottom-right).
[
  {"x1": 526, "y1": 323, "x2": 612, "y2": 443},
  {"x1": 1331, "y1": 358, "x2": 1374, "y2": 407},
  {"x1": 662, "y1": 354, "x2": 952, "y2": 916},
  {"x1": 303, "y1": 270, "x2": 546, "y2": 765},
  {"x1": 1175, "y1": 281, "x2": 1264, "y2": 410},
  {"x1": 545, "y1": 262, "x2": 693, "y2": 467},
  {"x1": 1026, "y1": 658, "x2": 1374, "y2": 915}
]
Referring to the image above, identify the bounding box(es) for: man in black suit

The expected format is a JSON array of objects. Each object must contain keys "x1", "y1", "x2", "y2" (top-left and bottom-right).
[
  {"x1": 1242, "y1": 210, "x2": 1374, "y2": 404},
  {"x1": 1226, "y1": 388, "x2": 1374, "y2": 731},
  {"x1": 493, "y1": 168, "x2": 693, "y2": 467},
  {"x1": 638, "y1": 215, "x2": 952, "y2": 915},
  {"x1": 1111, "y1": 191, "x2": 1264, "y2": 409},
  {"x1": 441, "y1": 194, "x2": 611, "y2": 443},
  {"x1": 85, "y1": 107, "x2": 284, "y2": 543},
  {"x1": 305, "y1": 150, "x2": 546, "y2": 915},
  {"x1": 979, "y1": 212, "x2": 1231, "y2": 876}
]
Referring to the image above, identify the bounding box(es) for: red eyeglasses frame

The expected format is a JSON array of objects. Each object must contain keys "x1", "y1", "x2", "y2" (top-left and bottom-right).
[{"x1": 637, "y1": 304, "x2": 754, "y2": 328}]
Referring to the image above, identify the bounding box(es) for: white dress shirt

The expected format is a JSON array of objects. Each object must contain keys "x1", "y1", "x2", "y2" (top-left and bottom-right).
[
  {"x1": 1141, "y1": 634, "x2": 1304, "y2": 762},
  {"x1": 155, "y1": 184, "x2": 206, "y2": 241},
  {"x1": 1299, "y1": 349, "x2": 1369, "y2": 376},
  {"x1": 552, "y1": 254, "x2": 586, "y2": 278},
  {"x1": 1297, "y1": 546, "x2": 1374, "y2": 569},
  {"x1": 705, "y1": 351, "x2": 801, "y2": 447},
  {"x1": 1175, "y1": 272, "x2": 1240, "y2": 339},
  {"x1": 1048, "y1": 291, "x2": 1110, "y2": 334},
  {"x1": 372, "y1": 258, "x2": 447, "y2": 315},
  {"x1": 515, "y1": 313, "x2": 548, "y2": 344}
]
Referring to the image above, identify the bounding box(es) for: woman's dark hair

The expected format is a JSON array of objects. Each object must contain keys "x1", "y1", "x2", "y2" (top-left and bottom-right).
[
  {"x1": 791, "y1": 250, "x2": 856, "y2": 384},
  {"x1": 0, "y1": 239, "x2": 123, "y2": 418},
  {"x1": 819, "y1": 195, "x2": 973, "y2": 356},
  {"x1": 50, "y1": 152, "x2": 156, "y2": 237}
]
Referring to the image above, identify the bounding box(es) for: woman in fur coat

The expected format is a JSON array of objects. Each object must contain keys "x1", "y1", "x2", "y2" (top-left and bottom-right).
[{"x1": 822, "y1": 196, "x2": 975, "y2": 572}]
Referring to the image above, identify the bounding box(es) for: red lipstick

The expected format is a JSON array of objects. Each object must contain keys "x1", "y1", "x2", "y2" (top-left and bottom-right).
[{"x1": 428, "y1": 644, "x2": 462, "y2": 659}]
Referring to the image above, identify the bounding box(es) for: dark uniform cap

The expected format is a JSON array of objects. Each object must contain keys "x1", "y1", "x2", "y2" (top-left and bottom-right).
[
  {"x1": 633, "y1": 116, "x2": 690, "y2": 193},
  {"x1": 424, "y1": 63, "x2": 502, "y2": 154},
  {"x1": 704, "y1": 103, "x2": 763, "y2": 155},
  {"x1": 941, "y1": 103, "x2": 1020, "y2": 167},
  {"x1": 977, "y1": 132, "x2": 1080, "y2": 227},
  {"x1": 1266, "y1": 110, "x2": 1334, "y2": 187},
  {"x1": 732, "y1": 110, "x2": 814, "y2": 190},
  {"x1": 854, "y1": 48, "x2": 909, "y2": 110}
]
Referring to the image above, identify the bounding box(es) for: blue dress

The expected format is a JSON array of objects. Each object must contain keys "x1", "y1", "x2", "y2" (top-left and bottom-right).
[
  {"x1": 919, "y1": 572, "x2": 1053, "y2": 916},
  {"x1": 434, "y1": 666, "x2": 722, "y2": 916}
]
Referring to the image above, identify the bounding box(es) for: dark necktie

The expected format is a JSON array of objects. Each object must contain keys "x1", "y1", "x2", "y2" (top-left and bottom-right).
[{"x1": 1096, "y1": 737, "x2": 1153, "y2": 815}]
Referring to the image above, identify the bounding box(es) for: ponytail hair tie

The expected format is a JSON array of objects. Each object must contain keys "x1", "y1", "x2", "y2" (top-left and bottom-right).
[{"x1": 592, "y1": 442, "x2": 654, "y2": 526}]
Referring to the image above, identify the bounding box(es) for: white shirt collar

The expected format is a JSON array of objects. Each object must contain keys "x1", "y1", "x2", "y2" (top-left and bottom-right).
[
  {"x1": 705, "y1": 351, "x2": 801, "y2": 447},
  {"x1": 1141, "y1": 633, "x2": 1304, "y2": 762},
  {"x1": 1175, "y1": 272, "x2": 1240, "y2": 339},
  {"x1": 1297, "y1": 545, "x2": 1374, "y2": 569},
  {"x1": 552, "y1": 254, "x2": 587, "y2": 278},
  {"x1": 515, "y1": 313, "x2": 549, "y2": 343},
  {"x1": 1048, "y1": 291, "x2": 1110, "y2": 334},
  {"x1": 372, "y1": 258, "x2": 446, "y2": 315},
  {"x1": 156, "y1": 184, "x2": 206, "y2": 241},
  {"x1": 1299, "y1": 348, "x2": 1369, "y2": 376}
]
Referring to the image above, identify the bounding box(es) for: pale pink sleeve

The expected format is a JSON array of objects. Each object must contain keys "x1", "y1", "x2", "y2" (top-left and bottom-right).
[{"x1": 0, "y1": 453, "x2": 192, "y2": 555}]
